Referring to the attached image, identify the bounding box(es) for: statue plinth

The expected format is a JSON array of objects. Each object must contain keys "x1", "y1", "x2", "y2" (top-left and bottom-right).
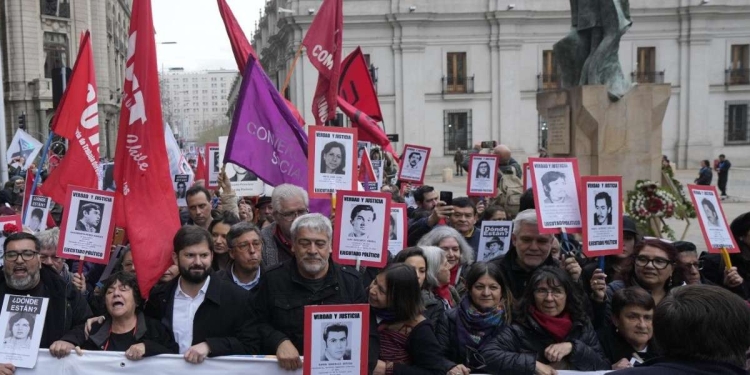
[{"x1": 537, "y1": 84, "x2": 671, "y2": 189}]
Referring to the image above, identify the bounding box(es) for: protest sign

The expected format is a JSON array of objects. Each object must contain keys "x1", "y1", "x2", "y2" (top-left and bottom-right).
[
  {"x1": 333, "y1": 190, "x2": 390, "y2": 268},
  {"x1": 523, "y1": 162, "x2": 532, "y2": 190},
  {"x1": 387, "y1": 203, "x2": 407, "y2": 256},
  {"x1": 580, "y1": 176, "x2": 623, "y2": 257},
  {"x1": 529, "y1": 158, "x2": 582, "y2": 234},
  {"x1": 0, "y1": 215, "x2": 22, "y2": 265},
  {"x1": 219, "y1": 136, "x2": 264, "y2": 197},
  {"x1": 357, "y1": 141, "x2": 371, "y2": 167},
  {"x1": 22, "y1": 196, "x2": 52, "y2": 233},
  {"x1": 401, "y1": 183, "x2": 420, "y2": 208},
  {"x1": 477, "y1": 221, "x2": 513, "y2": 261},
  {"x1": 57, "y1": 186, "x2": 115, "y2": 264},
  {"x1": 688, "y1": 185, "x2": 739, "y2": 253},
  {"x1": 308, "y1": 126, "x2": 358, "y2": 199},
  {"x1": 397, "y1": 144, "x2": 430, "y2": 184},
  {"x1": 6, "y1": 130, "x2": 42, "y2": 170},
  {"x1": 371, "y1": 160, "x2": 385, "y2": 192},
  {"x1": 467, "y1": 155, "x2": 499, "y2": 197},
  {"x1": 206, "y1": 143, "x2": 220, "y2": 189},
  {"x1": 0, "y1": 295, "x2": 49, "y2": 368},
  {"x1": 173, "y1": 174, "x2": 192, "y2": 207},
  {"x1": 304, "y1": 304, "x2": 369, "y2": 375}
]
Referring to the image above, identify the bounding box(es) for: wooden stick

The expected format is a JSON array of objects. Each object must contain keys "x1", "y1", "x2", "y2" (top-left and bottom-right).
[
  {"x1": 77, "y1": 255, "x2": 85, "y2": 276},
  {"x1": 721, "y1": 248, "x2": 733, "y2": 270},
  {"x1": 281, "y1": 44, "x2": 304, "y2": 96}
]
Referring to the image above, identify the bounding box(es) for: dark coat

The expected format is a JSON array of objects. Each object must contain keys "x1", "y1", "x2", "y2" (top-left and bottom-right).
[
  {"x1": 213, "y1": 262, "x2": 263, "y2": 295},
  {"x1": 381, "y1": 319, "x2": 454, "y2": 375},
  {"x1": 0, "y1": 265, "x2": 92, "y2": 348},
  {"x1": 482, "y1": 316, "x2": 610, "y2": 374},
  {"x1": 435, "y1": 308, "x2": 505, "y2": 371},
  {"x1": 700, "y1": 250, "x2": 750, "y2": 299},
  {"x1": 609, "y1": 358, "x2": 747, "y2": 375},
  {"x1": 596, "y1": 324, "x2": 660, "y2": 366},
  {"x1": 143, "y1": 275, "x2": 257, "y2": 356},
  {"x1": 695, "y1": 167, "x2": 712, "y2": 185},
  {"x1": 422, "y1": 290, "x2": 446, "y2": 324},
  {"x1": 490, "y1": 248, "x2": 559, "y2": 300}
]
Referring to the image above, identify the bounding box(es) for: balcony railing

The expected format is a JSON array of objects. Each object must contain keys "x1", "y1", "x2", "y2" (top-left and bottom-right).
[
  {"x1": 41, "y1": 0, "x2": 70, "y2": 18},
  {"x1": 726, "y1": 68, "x2": 750, "y2": 86},
  {"x1": 537, "y1": 74, "x2": 561, "y2": 91},
  {"x1": 442, "y1": 75, "x2": 475, "y2": 95},
  {"x1": 631, "y1": 71, "x2": 665, "y2": 84}
]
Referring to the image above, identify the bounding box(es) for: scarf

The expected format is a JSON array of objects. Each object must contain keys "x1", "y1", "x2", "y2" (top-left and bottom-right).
[
  {"x1": 435, "y1": 285, "x2": 455, "y2": 308},
  {"x1": 457, "y1": 297, "x2": 504, "y2": 350},
  {"x1": 273, "y1": 225, "x2": 293, "y2": 256},
  {"x1": 530, "y1": 306, "x2": 572, "y2": 342},
  {"x1": 372, "y1": 307, "x2": 397, "y2": 324},
  {"x1": 449, "y1": 264, "x2": 461, "y2": 286}
]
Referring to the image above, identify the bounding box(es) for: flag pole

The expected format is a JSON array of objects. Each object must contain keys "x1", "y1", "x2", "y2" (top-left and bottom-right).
[
  {"x1": 0, "y1": 44, "x2": 8, "y2": 185},
  {"x1": 280, "y1": 44, "x2": 304, "y2": 96}
]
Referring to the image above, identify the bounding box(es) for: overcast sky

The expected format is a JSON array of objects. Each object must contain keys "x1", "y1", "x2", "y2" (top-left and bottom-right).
[{"x1": 153, "y1": 0, "x2": 263, "y2": 72}]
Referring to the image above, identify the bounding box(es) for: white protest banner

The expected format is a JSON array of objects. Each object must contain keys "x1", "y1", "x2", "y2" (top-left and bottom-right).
[
  {"x1": 477, "y1": 221, "x2": 513, "y2": 261},
  {"x1": 219, "y1": 136, "x2": 264, "y2": 197},
  {"x1": 6, "y1": 130, "x2": 43, "y2": 170},
  {"x1": 581, "y1": 176, "x2": 623, "y2": 257},
  {"x1": 0, "y1": 215, "x2": 22, "y2": 265},
  {"x1": 467, "y1": 154, "x2": 499, "y2": 197},
  {"x1": 397, "y1": 144, "x2": 430, "y2": 184},
  {"x1": 688, "y1": 184, "x2": 739, "y2": 253},
  {"x1": 0, "y1": 295, "x2": 49, "y2": 368},
  {"x1": 333, "y1": 190, "x2": 390, "y2": 268},
  {"x1": 22, "y1": 196, "x2": 52, "y2": 233},
  {"x1": 174, "y1": 174, "x2": 192, "y2": 207},
  {"x1": 529, "y1": 157, "x2": 583, "y2": 234},
  {"x1": 57, "y1": 186, "x2": 115, "y2": 264},
  {"x1": 308, "y1": 126, "x2": 358, "y2": 199},
  {"x1": 206, "y1": 143, "x2": 220, "y2": 189},
  {"x1": 388, "y1": 203, "x2": 407, "y2": 256},
  {"x1": 304, "y1": 304, "x2": 369, "y2": 375}
]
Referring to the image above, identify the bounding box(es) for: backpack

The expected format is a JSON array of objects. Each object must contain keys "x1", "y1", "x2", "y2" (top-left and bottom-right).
[{"x1": 491, "y1": 168, "x2": 524, "y2": 218}]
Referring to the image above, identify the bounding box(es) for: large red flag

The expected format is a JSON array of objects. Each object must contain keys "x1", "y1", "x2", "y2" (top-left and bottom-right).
[
  {"x1": 338, "y1": 98, "x2": 398, "y2": 162},
  {"x1": 358, "y1": 149, "x2": 377, "y2": 191},
  {"x1": 39, "y1": 31, "x2": 100, "y2": 205},
  {"x1": 339, "y1": 47, "x2": 383, "y2": 122},
  {"x1": 114, "y1": 0, "x2": 180, "y2": 298},
  {"x1": 194, "y1": 150, "x2": 207, "y2": 184},
  {"x1": 301, "y1": 0, "x2": 343, "y2": 124}
]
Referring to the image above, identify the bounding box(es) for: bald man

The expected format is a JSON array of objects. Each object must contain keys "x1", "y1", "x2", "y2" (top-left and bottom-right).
[{"x1": 493, "y1": 145, "x2": 522, "y2": 178}]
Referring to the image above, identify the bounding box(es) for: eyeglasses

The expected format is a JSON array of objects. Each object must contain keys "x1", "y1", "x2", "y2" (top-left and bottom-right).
[
  {"x1": 533, "y1": 288, "x2": 565, "y2": 298},
  {"x1": 5, "y1": 250, "x2": 39, "y2": 261},
  {"x1": 233, "y1": 240, "x2": 263, "y2": 252},
  {"x1": 681, "y1": 261, "x2": 704, "y2": 271},
  {"x1": 39, "y1": 254, "x2": 61, "y2": 263},
  {"x1": 278, "y1": 209, "x2": 309, "y2": 221},
  {"x1": 635, "y1": 255, "x2": 673, "y2": 270}
]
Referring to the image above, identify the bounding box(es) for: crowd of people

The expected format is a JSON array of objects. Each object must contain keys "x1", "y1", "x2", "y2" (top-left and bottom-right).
[{"x1": 0, "y1": 144, "x2": 747, "y2": 375}]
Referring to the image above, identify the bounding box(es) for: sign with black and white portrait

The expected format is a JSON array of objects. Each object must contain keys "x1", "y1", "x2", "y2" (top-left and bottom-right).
[
  {"x1": 477, "y1": 221, "x2": 513, "y2": 261},
  {"x1": 371, "y1": 160, "x2": 385, "y2": 192},
  {"x1": 333, "y1": 190, "x2": 390, "y2": 268},
  {"x1": 173, "y1": 174, "x2": 192, "y2": 207},
  {"x1": 529, "y1": 157, "x2": 583, "y2": 234},
  {"x1": 388, "y1": 203, "x2": 407, "y2": 257},
  {"x1": 467, "y1": 154, "x2": 499, "y2": 197},
  {"x1": 308, "y1": 126, "x2": 359, "y2": 199},
  {"x1": 205, "y1": 143, "x2": 220, "y2": 189},
  {"x1": 581, "y1": 176, "x2": 623, "y2": 257},
  {"x1": 219, "y1": 136, "x2": 264, "y2": 197},
  {"x1": 57, "y1": 186, "x2": 115, "y2": 264},
  {"x1": 357, "y1": 141, "x2": 371, "y2": 167},
  {"x1": 688, "y1": 185, "x2": 739, "y2": 253},
  {"x1": 397, "y1": 144, "x2": 431, "y2": 184},
  {"x1": 304, "y1": 304, "x2": 369, "y2": 375},
  {"x1": 0, "y1": 294, "x2": 49, "y2": 368},
  {"x1": 22, "y1": 195, "x2": 52, "y2": 233}
]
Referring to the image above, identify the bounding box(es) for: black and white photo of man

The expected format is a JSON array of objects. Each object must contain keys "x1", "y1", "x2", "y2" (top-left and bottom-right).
[
  {"x1": 542, "y1": 170, "x2": 573, "y2": 204},
  {"x1": 406, "y1": 151, "x2": 422, "y2": 169},
  {"x1": 213, "y1": 151, "x2": 220, "y2": 172},
  {"x1": 389, "y1": 214, "x2": 397, "y2": 241},
  {"x1": 475, "y1": 161, "x2": 491, "y2": 180},
  {"x1": 320, "y1": 141, "x2": 347, "y2": 175},
  {"x1": 229, "y1": 164, "x2": 258, "y2": 182},
  {"x1": 175, "y1": 181, "x2": 187, "y2": 199},
  {"x1": 593, "y1": 191, "x2": 613, "y2": 225},
  {"x1": 483, "y1": 237, "x2": 504, "y2": 260},
  {"x1": 320, "y1": 323, "x2": 351, "y2": 361},
  {"x1": 348, "y1": 205, "x2": 375, "y2": 238},
  {"x1": 75, "y1": 202, "x2": 102, "y2": 233},
  {"x1": 702, "y1": 198, "x2": 720, "y2": 227}
]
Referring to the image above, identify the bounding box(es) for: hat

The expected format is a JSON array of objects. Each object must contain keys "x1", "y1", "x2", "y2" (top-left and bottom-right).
[
  {"x1": 256, "y1": 196, "x2": 272, "y2": 209},
  {"x1": 485, "y1": 236, "x2": 504, "y2": 248},
  {"x1": 623, "y1": 216, "x2": 638, "y2": 235},
  {"x1": 730, "y1": 212, "x2": 750, "y2": 240},
  {"x1": 673, "y1": 241, "x2": 697, "y2": 253}
]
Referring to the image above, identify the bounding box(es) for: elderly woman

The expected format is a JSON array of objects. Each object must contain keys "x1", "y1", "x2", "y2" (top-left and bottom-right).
[
  {"x1": 483, "y1": 267, "x2": 609, "y2": 374},
  {"x1": 422, "y1": 245, "x2": 460, "y2": 309},
  {"x1": 50, "y1": 272, "x2": 177, "y2": 360},
  {"x1": 597, "y1": 287, "x2": 660, "y2": 370},
  {"x1": 436, "y1": 262, "x2": 513, "y2": 372},
  {"x1": 394, "y1": 247, "x2": 444, "y2": 322},
  {"x1": 418, "y1": 226, "x2": 474, "y2": 296},
  {"x1": 369, "y1": 264, "x2": 463, "y2": 375}
]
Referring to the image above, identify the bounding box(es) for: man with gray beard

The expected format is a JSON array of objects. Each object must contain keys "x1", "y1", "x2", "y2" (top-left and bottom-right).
[
  {"x1": 0, "y1": 233, "x2": 91, "y2": 374},
  {"x1": 252, "y1": 214, "x2": 374, "y2": 372}
]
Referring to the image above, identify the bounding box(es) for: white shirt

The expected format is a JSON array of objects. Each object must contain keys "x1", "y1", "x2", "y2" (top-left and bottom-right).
[
  {"x1": 231, "y1": 265, "x2": 261, "y2": 291},
  {"x1": 173, "y1": 276, "x2": 210, "y2": 354}
]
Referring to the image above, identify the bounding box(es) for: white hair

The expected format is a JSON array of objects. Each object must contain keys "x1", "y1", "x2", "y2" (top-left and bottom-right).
[
  {"x1": 271, "y1": 184, "x2": 309, "y2": 213},
  {"x1": 417, "y1": 226, "x2": 474, "y2": 265},
  {"x1": 290, "y1": 213, "x2": 332, "y2": 241},
  {"x1": 513, "y1": 209, "x2": 539, "y2": 235},
  {"x1": 419, "y1": 246, "x2": 445, "y2": 289}
]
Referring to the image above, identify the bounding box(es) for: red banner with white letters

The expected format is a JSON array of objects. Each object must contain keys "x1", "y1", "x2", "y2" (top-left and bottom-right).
[{"x1": 301, "y1": 0, "x2": 342, "y2": 124}]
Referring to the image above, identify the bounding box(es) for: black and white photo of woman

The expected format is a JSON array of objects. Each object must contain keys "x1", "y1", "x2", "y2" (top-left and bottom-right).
[
  {"x1": 3, "y1": 313, "x2": 34, "y2": 350},
  {"x1": 475, "y1": 161, "x2": 491, "y2": 180},
  {"x1": 320, "y1": 141, "x2": 347, "y2": 175}
]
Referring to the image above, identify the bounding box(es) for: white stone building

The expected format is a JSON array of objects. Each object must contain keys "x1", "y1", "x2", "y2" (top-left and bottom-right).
[
  {"x1": 0, "y1": 0, "x2": 132, "y2": 158},
  {"x1": 160, "y1": 69, "x2": 238, "y2": 142},
  {"x1": 252, "y1": 0, "x2": 750, "y2": 174}
]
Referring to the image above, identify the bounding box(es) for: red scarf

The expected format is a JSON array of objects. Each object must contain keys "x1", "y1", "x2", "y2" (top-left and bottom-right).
[
  {"x1": 530, "y1": 306, "x2": 572, "y2": 342},
  {"x1": 449, "y1": 264, "x2": 461, "y2": 286},
  {"x1": 435, "y1": 285, "x2": 454, "y2": 307},
  {"x1": 274, "y1": 225, "x2": 293, "y2": 256}
]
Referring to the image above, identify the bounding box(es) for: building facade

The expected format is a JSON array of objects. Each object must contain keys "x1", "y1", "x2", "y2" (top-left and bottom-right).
[
  {"x1": 0, "y1": 0, "x2": 131, "y2": 159},
  {"x1": 252, "y1": 0, "x2": 750, "y2": 175},
  {"x1": 160, "y1": 69, "x2": 238, "y2": 142}
]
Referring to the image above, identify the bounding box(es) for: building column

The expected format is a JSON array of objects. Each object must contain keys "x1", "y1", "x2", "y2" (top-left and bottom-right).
[{"x1": 496, "y1": 22, "x2": 522, "y2": 153}]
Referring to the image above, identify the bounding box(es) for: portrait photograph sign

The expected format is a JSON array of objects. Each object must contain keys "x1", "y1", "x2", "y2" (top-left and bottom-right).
[
  {"x1": 173, "y1": 174, "x2": 192, "y2": 207},
  {"x1": 477, "y1": 221, "x2": 513, "y2": 261},
  {"x1": 580, "y1": 176, "x2": 623, "y2": 257},
  {"x1": 0, "y1": 294, "x2": 49, "y2": 368},
  {"x1": 529, "y1": 157, "x2": 583, "y2": 234},
  {"x1": 57, "y1": 186, "x2": 115, "y2": 264},
  {"x1": 333, "y1": 190, "x2": 391, "y2": 268},
  {"x1": 387, "y1": 203, "x2": 407, "y2": 256},
  {"x1": 397, "y1": 144, "x2": 431, "y2": 184},
  {"x1": 371, "y1": 160, "x2": 385, "y2": 192},
  {"x1": 308, "y1": 126, "x2": 359, "y2": 200},
  {"x1": 400, "y1": 183, "x2": 420, "y2": 208},
  {"x1": 0, "y1": 215, "x2": 22, "y2": 265},
  {"x1": 688, "y1": 185, "x2": 739, "y2": 253},
  {"x1": 467, "y1": 154, "x2": 499, "y2": 197},
  {"x1": 219, "y1": 136, "x2": 264, "y2": 197},
  {"x1": 205, "y1": 143, "x2": 220, "y2": 189},
  {"x1": 23, "y1": 196, "x2": 52, "y2": 233},
  {"x1": 357, "y1": 141, "x2": 371, "y2": 167},
  {"x1": 523, "y1": 162, "x2": 532, "y2": 190},
  {"x1": 304, "y1": 304, "x2": 369, "y2": 375}
]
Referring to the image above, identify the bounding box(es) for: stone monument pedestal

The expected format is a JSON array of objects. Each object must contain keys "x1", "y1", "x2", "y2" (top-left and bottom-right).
[{"x1": 536, "y1": 84, "x2": 671, "y2": 190}]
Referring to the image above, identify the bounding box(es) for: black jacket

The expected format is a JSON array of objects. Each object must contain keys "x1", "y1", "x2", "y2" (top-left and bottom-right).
[
  {"x1": 60, "y1": 311, "x2": 178, "y2": 356},
  {"x1": 435, "y1": 308, "x2": 505, "y2": 371},
  {"x1": 0, "y1": 265, "x2": 92, "y2": 348},
  {"x1": 213, "y1": 262, "x2": 263, "y2": 295},
  {"x1": 482, "y1": 316, "x2": 610, "y2": 374},
  {"x1": 695, "y1": 167, "x2": 712, "y2": 185},
  {"x1": 597, "y1": 325, "x2": 660, "y2": 366},
  {"x1": 422, "y1": 290, "x2": 446, "y2": 324},
  {"x1": 144, "y1": 275, "x2": 257, "y2": 356},
  {"x1": 610, "y1": 358, "x2": 747, "y2": 375},
  {"x1": 700, "y1": 250, "x2": 750, "y2": 299},
  {"x1": 381, "y1": 319, "x2": 454, "y2": 375},
  {"x1": 490, "y1": 248, "x2": 559, "y2": 300}
]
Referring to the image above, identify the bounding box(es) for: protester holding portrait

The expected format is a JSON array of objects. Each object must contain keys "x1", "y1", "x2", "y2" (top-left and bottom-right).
[
  {"x1": 700, "y1": 211, "x2": 750, "y2": 296},
  {"x1": 409, "y1": 197, "x2": 481, "y2": 253}
]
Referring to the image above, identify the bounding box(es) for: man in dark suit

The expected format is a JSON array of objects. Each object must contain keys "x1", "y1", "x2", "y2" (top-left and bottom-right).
[{"x1": 76, "y1": 203, "x2": 101, "y2": 233}]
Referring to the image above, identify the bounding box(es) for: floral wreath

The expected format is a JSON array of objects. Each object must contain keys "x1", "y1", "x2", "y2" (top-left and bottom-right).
[
  {"x1": 626, "y1": 180, "x2": 680, "y2": 240},
  {"x1": 2, "y1": 223, "x2": 19, "y2": 237}
]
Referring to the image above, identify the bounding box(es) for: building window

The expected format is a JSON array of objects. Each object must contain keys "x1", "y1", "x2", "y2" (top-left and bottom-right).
[
  {"x1": 725, "y1": 102, "x2": 749, "y2": 144},
  {"x1": 542, "y1": 50, "x2": 558, "y2": 90},
  {"x1": 445, "y1": 53, "x2": 467, "y2": 93},
  {"x1": 41, "y1": 0, "x2": 70, "y2": 18},
  {"x1": 443, "y1": 110, "x2": 472, "y2": 154},
  {"x1": 636, "y1": 47, "x2": 657, "y2": 83},
  {"x1": 728, "y1": 44, "x2": 749, "y2": 85},
  {"x1": 43, "y1": 32, "x2": 69, "y2": 79}
]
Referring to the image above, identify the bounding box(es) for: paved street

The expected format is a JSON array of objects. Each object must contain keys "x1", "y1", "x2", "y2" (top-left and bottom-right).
[{"x1": 423, "y1": 167, "x2": 750, "y2": 247}]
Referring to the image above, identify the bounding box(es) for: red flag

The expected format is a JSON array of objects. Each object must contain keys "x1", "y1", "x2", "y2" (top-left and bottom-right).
[
  {"x1": 113, "y1": 0, "x2": 180, "y2": 298},
  {"x1": 38, "y1": 32, "x2": 101, "y2": 205},
  {"x1": 194, "y1": 150, "x2": 207, "y2": 184},
  {"x1": 358, "y1": 149, "x2": 377, "y2": 191},
  {"x1": 338, "y1": 98, "x2": 398, "y2": 162},
  {"x1": 339, "y1": 47, "x2": 382, "y2": 122},
  {"x1": 301, "y1": 0, "x2": 343, "y2": 124}
]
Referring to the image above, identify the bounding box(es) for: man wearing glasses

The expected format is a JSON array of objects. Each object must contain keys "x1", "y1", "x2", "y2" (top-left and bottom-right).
[
  {"x1": 215, "y1": 222, "x2": 264, "y2": 293},
  {"x1": 674, "y1": 241, "x2": 745, "y2": 298},
  {"x1": 408, "y1": 197, "x2": 482, "y2": 256},
  {"x1": 260, "y1": 184, "x2": 310, "y2": 267}
]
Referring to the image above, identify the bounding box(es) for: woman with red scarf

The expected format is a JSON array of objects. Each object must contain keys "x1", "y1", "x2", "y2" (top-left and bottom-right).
[
  {"x1": 482, "y1": 266, "x2": 609, "y2": 374},
  {"x1": 423, "y1": 246, "x2": 460, "y2": 309},
  {"x1": 418, "y1": 226, "x2": 475, "y2": 297}
]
